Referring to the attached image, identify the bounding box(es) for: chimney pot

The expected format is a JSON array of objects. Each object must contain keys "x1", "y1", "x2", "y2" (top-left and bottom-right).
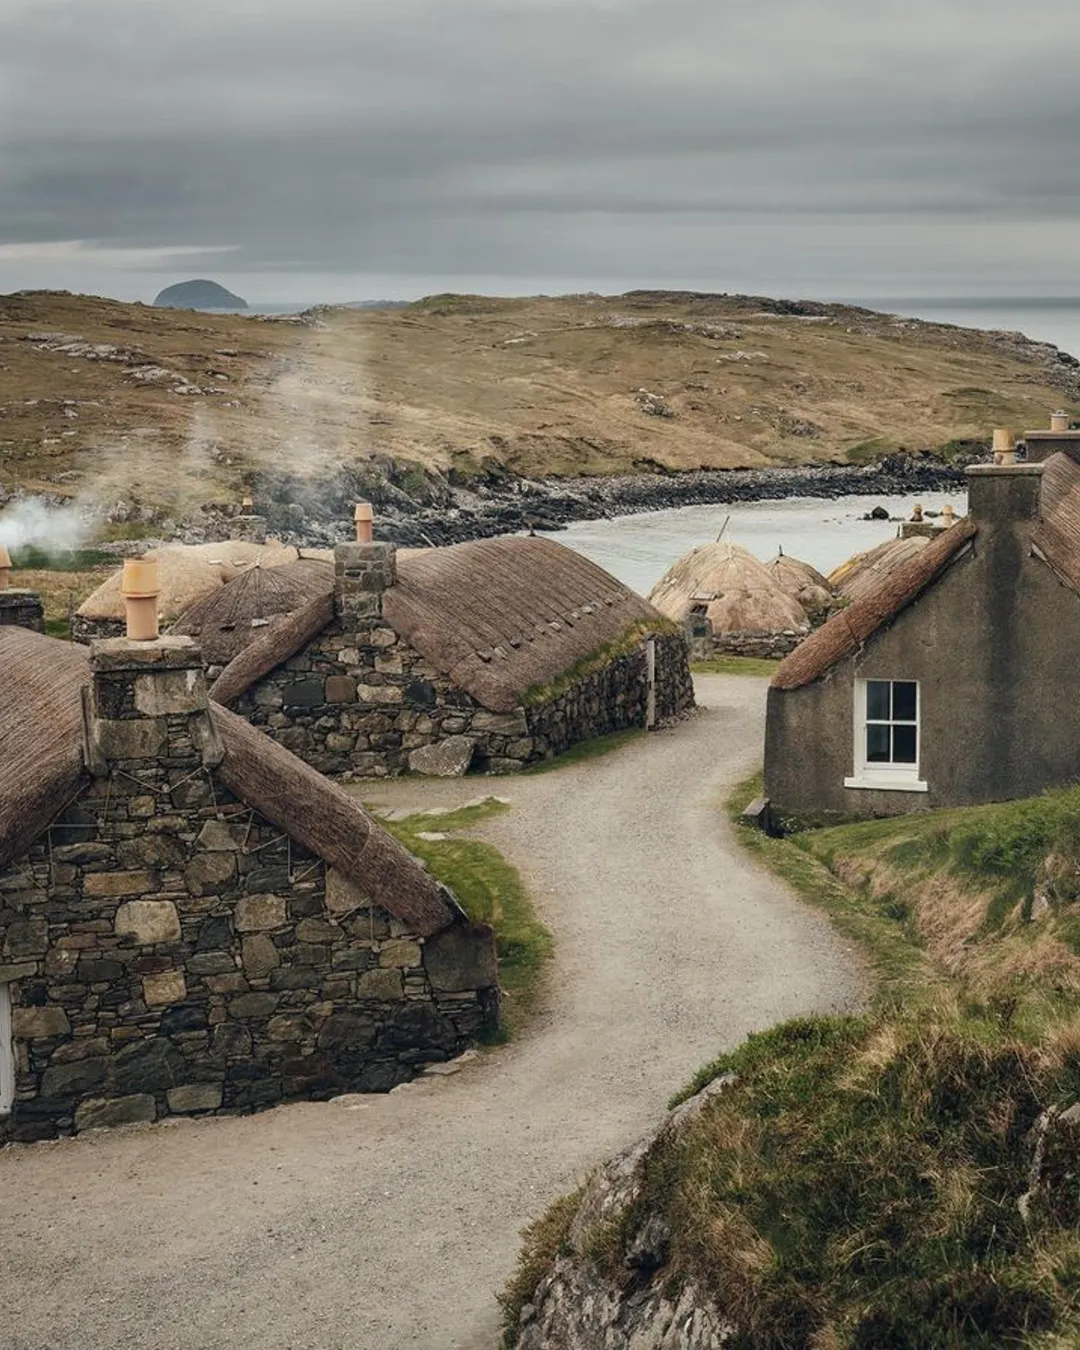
[
  {"x1": 354, "y1": 501, "x2": 374, "y2": 544},
  {"x1": 1051, "y1": 410, "x2": 1071, "y2": 433},
  {"x1": 992, "y1": 427, "x2": 1016, "y2": 465},
  {"x1": 241, "y1": 494, "x2": 254, "y2": 513},
  {"x1": 121, "y1": 557, "x2": 160, "y2": 641},
  {"x1": 0, "y1": 543, "x2": 10, "y2": 590}
]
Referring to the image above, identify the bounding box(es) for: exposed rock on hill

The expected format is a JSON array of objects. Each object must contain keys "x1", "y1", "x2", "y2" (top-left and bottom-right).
[{"x1": 153, "y1": 279, "x2": 248, "y2": 310}]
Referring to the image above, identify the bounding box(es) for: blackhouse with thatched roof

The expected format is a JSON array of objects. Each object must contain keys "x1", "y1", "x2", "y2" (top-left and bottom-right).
[
  {"x1": 0, "y1": 623, "x2": 497, "y2": 1141},
  {"x1": 206, "y1": 533, "x2": 694, "y2": 777},
  {"x1": 648, "y1": 541, "x2": 811, "y2": 660},
  {"x1": 765, "y1": 449, "x2": 1080, "y2": 823}
]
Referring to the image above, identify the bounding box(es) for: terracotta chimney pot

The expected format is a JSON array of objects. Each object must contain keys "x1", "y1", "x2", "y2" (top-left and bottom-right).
[
  {"x1": 354, "y1": 501, "x2": 374, "y2": 544},
  {"x1": 121, "y1": 557, "x2": 160, "y2": 641},
  {"x1": 992, "y1": 427, "x2": 1016, "y2": 465},
  {"x1": 941, "y1": 504, "x2": 956, "y2": 528},
  {"x1": 0, "y1": 543, "x2": 10, "y2": 591},
  {"x1": 241, "y1": 493, "x2": 254, "y2": 513},
  {"x1": 1051, "y1": 410, "x2": 1071, "y2": 433}
]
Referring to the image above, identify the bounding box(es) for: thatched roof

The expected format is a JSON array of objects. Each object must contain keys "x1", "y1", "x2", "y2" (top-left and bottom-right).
[
  {"x1": 1033, "y1": 452, "x2": 1080, "y2": 595},
  {"x1": 211, "y1": 592, "x2": 335, "y2": 706},
  {"x1": 764, "y1": 552, "x2": 834, "y2": 614},
  {"x1": 214, "y1": 536, "x2": 667, "y2": 714},
  {"x1": 169, "y1": 558, "x2": 335, "y2": 664},
  {"x1": 76, "y1": 542, "x2": 333, "y2": 623},
  {"x1": 828, "y1": 535, "x2": 933, "y2": 604},
  {"x1": 648, "y1": 541, "x2": 808, "y2": 636},
  {"x1": 772, "y1": 518, "x2": 976, "y2": 691},
  {"x1": 0, "y1": 630, "x2": 458, "y2": 935},
  {"x1": 0, "y1": 628, "x2": 90, "y2": 871}
]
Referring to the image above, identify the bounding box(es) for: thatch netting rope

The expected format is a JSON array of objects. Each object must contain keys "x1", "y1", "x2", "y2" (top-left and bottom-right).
[{"x1": 772, "y1": 517, "x2": 976, "y2": 691}]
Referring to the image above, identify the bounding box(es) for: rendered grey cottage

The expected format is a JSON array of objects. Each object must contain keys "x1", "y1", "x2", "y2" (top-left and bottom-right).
[
  {"x1": 0, "y1": 623, "x2": 497, "y2": 1141},
  {"x1": 197, "y1": 534, "x2": 695, "y2": 777},
  {"x1": 764, "y1": 449, "x2": 1080, "y2": 823}
]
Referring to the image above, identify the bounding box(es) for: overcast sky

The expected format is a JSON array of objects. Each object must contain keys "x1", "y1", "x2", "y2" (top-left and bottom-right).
[{"x1": 2, "y1": 0, "x2": 1079, "y2": 304}]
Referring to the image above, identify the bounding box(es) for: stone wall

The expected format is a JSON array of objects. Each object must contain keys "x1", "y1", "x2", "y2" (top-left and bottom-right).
[
  {"x1": 232, "y1": 543, "x2": 694, "y2": 776},
  {"x1": 71, "y1": 615, "x2": 125, "y2": 644},
  {"x1": 690, "y1": 628, "x2": 805, "y2": 661},
  {"x1": 0, "y1": 638, "x2": 496, "y2": 1142},
  {"x1": 0, "y1": 590, "x2": 45, "y2": 633}
]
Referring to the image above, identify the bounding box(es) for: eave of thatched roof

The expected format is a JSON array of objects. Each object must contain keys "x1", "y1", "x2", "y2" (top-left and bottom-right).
[
  {"x1": 383, "y1": 537, "x2": 665, "y2": 712},
  {"x1": 1032, "y1": 452, "x2": 1080, "y2": 595},
  {"x1": 772, "y1": 517, "x2": 977, "y2": 692},
  {"x1": 210, "y1": 592, "x2": 335, "y2": 705},
  {"x1": 0, "y1": 630, "x2": 459, "y2": 935},
  {"x1": 0, "y1": 629, "x2": 91, "y2": 871},
  {"x1": 169, "y1": 558, "x2": 335, "y2": 664},
  {"x1": 210, "y1": 708, "x2": 459, "y2": 936}
]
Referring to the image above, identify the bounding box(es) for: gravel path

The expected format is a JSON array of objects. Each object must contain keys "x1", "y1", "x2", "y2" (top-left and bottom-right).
[{"x1": 1, "y1": 676, "x2": 863, "y2": 1350}]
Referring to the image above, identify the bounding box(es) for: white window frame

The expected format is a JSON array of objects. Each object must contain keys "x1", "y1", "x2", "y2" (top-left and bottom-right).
[
  {"x1": 844, "y1": 678, "x2": 928, "y2": 793},
  {"x1": 0, "y1": 983, "x2": 13, "y2": 1117}
]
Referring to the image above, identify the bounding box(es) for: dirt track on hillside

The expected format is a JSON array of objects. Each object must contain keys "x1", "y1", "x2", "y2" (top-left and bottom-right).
[{"x1": 0, "y1": 675, "x2": 863, "y2": 1350}]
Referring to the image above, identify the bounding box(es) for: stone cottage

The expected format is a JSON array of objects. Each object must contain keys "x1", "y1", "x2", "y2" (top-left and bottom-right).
[
  {"x1": 764, "y1": 450, "x2": 1080, "y2": 823},
  {"x1": 207, "y1": 534, "x2": 694, "y2": 776},
  {"x1": 0, "y1": 621, "x2": 497, "y2": 1141}
]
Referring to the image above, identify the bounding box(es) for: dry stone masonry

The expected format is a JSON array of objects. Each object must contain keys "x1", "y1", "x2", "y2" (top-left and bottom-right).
[{"x1": 0, "y1": 634, "x2": 497, "y2": 1141}]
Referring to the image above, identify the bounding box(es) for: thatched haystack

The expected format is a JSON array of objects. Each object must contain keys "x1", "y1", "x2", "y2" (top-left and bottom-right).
[
  {"x1": 648, "y1": 542, "x2": 809, "y2": 643},
  {"x1": 75, "y1": 541, "x2": 332, "y2": 627},
  {"x1": 169, "y1": 558, "x2": 335, "y2": 664},
  {"x1": 764, "y1": 551, "x2": 834, "y2": 616},
  {"x1": 829, "y1": 535, "x2": 933, "y2": 604}
]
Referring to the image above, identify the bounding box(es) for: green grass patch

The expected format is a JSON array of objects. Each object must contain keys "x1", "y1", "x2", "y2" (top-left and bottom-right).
[
  {"x1": 691, "y1": 655, "x2": 781, "y2": 678},
  {"x1": 523, "y1": 727, "x2": 643, "y2": 774},
  {"x1": 499, "y1": 1186, "x2": 584, "y2": 1343},
  {"x1": 10, "y1": 545, "x2": 116, "y2": 570},
  {"x1": 376, "y1": 799, "x2": 553, "y2": 1037},
  {"x1": 845, "y1": 435, "x2": 894, "y2": 464},
  {"x1": 519, "y1": 621, "x2": 677, "y2": 707}
]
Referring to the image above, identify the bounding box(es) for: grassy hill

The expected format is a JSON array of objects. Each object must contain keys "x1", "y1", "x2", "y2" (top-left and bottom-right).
[{"x1": 1, "y1": 289, "x2": 1077, "y2": 523}]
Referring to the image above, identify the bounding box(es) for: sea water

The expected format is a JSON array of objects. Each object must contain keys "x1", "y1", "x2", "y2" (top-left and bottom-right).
[{"x1": 552, "y1": 490, "x2": 967, "y2": 596}]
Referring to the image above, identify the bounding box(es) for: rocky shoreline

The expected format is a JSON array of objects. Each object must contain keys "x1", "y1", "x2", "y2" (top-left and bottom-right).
[{"x1": 237, "y1": 453, "x2": 967, "y2": 549}]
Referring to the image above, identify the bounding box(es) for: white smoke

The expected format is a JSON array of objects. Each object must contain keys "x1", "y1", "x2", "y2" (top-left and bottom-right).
[{"x1": 0, "y1": 498, "x2": 90, "y2": 554}]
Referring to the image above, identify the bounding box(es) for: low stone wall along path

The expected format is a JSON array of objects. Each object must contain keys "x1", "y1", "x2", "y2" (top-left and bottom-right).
[{"x1": 1, "y1": 675, "x2": 863, "y2": 1350}]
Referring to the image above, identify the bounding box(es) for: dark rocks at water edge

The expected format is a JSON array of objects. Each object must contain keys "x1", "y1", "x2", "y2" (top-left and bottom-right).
[{"x1": 241, "y1": 453, "x2": 967, "y2": 549}]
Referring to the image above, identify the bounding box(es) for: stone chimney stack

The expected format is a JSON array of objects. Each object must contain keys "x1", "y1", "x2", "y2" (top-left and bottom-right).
[
  {"x1": 87, "y1": 635, "x2": 224, "y2": 776},
  {"x1": 966, "y1": 462, "x2": 1043, "y2": 530},
  {"x1": 0, "y1": 543, "x2": 46, "y2": 632},
  {"x1": 334, "y1": 505, "x2": 396, "y2": 631},
  {"x1": 1020, "y1": 411, "x2": 1080, "y2": 464}
]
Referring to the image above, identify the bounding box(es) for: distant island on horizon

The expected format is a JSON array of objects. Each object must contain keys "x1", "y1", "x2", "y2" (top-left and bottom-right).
[{"x1": 153, "y1": 279, "x2": 248, "y2": 310}]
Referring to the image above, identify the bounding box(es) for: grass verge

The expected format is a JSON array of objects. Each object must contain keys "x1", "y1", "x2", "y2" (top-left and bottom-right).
[
  {"x1": 523, "y1": 727, "x2": 643, "y2": 774},
  {"x1": 376, "y1": 799, "x2": 553, "y2": 1039},
  {"x1": 691, "y1": 656, "x2": 781, "y2": 678},
  {"x1": 507, "y1": 779, "x2": 1080, "y2": 1347}
]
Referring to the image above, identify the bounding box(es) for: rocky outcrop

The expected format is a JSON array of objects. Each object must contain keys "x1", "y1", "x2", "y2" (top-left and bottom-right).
[
  {"x1": 513, "y1": 1077, "x2": 736, "y2": 1350},
  {"x1": 153, "y1": 280, "x2": 248, "y2": 310}
]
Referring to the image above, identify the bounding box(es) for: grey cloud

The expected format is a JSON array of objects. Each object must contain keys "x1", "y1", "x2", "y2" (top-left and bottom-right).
[{"x1": 2, "y1": 0, "x2": 1080, "y2": 292}]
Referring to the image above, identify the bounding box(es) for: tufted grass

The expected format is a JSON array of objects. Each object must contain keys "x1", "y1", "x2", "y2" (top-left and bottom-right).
[
  {"x1": 691, "y1": 655, "x2": 782, "y2": 677},
  {"x1": 377, "y1": 799, "x2": 553, "y2": 1039}
]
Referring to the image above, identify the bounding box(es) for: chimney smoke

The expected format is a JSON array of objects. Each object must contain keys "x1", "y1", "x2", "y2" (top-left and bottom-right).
[
  {"x1": 121, "y1": 558, "x2": 160, "y2": 642},
  {"x1": 0, "y1": 543, "x2": 10, "y2": 591},
  {"x1": 354, "y1": 501, "x2": 374, "y2": 544}
]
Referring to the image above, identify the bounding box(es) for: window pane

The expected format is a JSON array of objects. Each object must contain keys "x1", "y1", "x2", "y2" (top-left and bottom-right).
[
  {"x1": 892, "y1": 681, "x2": 917, "y2": 722},
  {"x1": 893, "y1": 724, "x2": 917, "y2": 763},
  {"x1": 867, "y1": 724, "x2": 891, "y2": 761},
  {"x1": 866, "y1": 681, "x2": 891, "y2": 721}
]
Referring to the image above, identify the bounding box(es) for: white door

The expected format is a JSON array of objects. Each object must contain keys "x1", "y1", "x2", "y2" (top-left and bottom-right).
[{"x1": 0, "y1": 984, "x2": 14, "y2": 1116}]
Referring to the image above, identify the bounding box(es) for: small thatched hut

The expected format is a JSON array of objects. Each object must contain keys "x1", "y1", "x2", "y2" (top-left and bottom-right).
[
  {"x1": 169, "y1": 558, "x2": 335, "y2": 666},
  {"x1": 829, "y1": 536, "x2": 933, "y2": 604},
  {"x1": 764, "y1": 551, "x2": 834, "y2": 618},
  {"x1": 211, "y1": 534, "x2": 694, "y2": 777},
  {"x1": 0, "y1": 624, "x2": 497, "y2": 1141},
  {"x1": 72, "y1": 541, "x2": 332, "y2": 643},
  {"x1": 648, "y1": 542, "x2": 809, "y2": 659}
]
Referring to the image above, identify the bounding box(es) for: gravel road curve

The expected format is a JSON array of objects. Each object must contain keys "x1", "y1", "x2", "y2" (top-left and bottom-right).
[{"x1": 1, "y1": 675, "x2": 864, "y2": 1350}]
